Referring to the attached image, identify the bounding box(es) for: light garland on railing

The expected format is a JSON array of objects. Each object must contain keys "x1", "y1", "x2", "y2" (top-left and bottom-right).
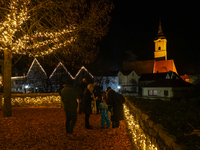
[
  {"x1": 123, "y1": 104, "x2": 158, "y2": 150},
  {"x1": 3, "y1": 95, "x2": 61, "y2": 106},
  {"x1": 0, "y1": 0, "x2": 76, "y2": 57}
]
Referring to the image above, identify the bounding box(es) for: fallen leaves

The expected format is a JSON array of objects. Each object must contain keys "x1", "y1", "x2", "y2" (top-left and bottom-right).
[{"x1": 0, "y1": 107, "x2": 132, "y2": 149}]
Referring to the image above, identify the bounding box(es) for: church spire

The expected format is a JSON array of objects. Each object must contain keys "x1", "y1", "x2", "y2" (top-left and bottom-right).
[
  {"x1": 154, "y1": 18, "x2": 167, "y2": 61},
  {"x1": 156, "y1": 18, "x2": 166, "y2": 39}
]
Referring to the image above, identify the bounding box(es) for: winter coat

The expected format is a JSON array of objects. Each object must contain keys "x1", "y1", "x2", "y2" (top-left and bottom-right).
[
  {"x1": 98, "y1": 102, "x2": 110, "y2": 117},
  {"x1": 94, "y1": 85, "x2": 102, "y2": 100},
  {"x1": 76, "y1": 81, "x2": 87, "y2": 100},
  {"x1": 106, "y1": 89, "x2": 124, "y2": 121},
  {"x1": 61, "y1": 84, "x2": 80, "y2": 112},
  {"x1": 82, "y1": 88, "x2": 94, "y2": 114}
]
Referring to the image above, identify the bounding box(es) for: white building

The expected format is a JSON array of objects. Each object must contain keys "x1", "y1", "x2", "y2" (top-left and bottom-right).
[{"x1": 141, "y1": 79, "x2": 192, "y2": 100}]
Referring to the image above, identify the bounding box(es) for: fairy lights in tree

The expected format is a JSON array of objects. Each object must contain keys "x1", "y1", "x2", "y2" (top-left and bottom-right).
[{"x1": 0, "y1": 0, "x2": 76, "y2": 57}]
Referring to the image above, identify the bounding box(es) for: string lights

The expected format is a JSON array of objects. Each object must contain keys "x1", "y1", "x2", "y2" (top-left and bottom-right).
[
  {"x1": 49, "y1": 63, "x2": 94, "y2": 79},
  {"x1": 0, "y1": 0, "x2": 76, "y2": 57},
  {"x1": 123, "y1": 104, "x2": 158, "y2": 150},
  {"x1": 49, "y1": 62, "x2": 74, "y2": 79},
  {"x1": 11, "y1": 58, "x2": 94, "y2": 80},
  {"x1": 26, "y1": 58, "x2": 47, "y2": 77},
  {"x1": 1, "y1": 95, "x2": 61, "y2": 106}
]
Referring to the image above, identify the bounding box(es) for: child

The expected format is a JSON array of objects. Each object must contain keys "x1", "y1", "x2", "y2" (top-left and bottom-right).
[{"x1": 98, "y1": 94, "x2": 111, "y2": 128}]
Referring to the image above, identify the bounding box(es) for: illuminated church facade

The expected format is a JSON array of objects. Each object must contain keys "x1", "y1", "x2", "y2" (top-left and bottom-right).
[{"x1": 118, "y1": 20, "x2": 182, "y2": 95}]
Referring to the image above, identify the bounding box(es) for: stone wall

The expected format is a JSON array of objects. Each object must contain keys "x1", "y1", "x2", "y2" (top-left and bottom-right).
[{"x1": 124, "y1": 99, "x2": 188, "y2": 150}]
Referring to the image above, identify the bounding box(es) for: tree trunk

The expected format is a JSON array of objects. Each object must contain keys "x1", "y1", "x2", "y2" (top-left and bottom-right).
[{"x1": 3, "y1": 51, "x2": 12, "y2": 117}]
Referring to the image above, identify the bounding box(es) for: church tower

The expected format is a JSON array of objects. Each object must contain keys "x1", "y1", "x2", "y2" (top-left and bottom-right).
[{"x1": 154, "y1": 20, "x2": 167, "y2": 61}]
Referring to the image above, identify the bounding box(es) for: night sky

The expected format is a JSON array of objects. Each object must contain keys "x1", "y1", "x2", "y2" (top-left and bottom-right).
[{"x1": 98, "y1": 1, "x2": 200, "y2": 75}]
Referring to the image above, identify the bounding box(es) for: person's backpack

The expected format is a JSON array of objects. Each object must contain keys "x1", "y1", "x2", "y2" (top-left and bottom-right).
[{"x1": 115, "y1": 92, "x2": 125, "y2": 104}]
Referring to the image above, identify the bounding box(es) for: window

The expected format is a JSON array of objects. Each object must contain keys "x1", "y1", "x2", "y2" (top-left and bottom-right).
[
  {"x1": 164, "y1": 90, "x2": 168, "y2": 96},
  {"x1": 158, "y1": 46, "x2": 161, "y2": 50},
  {"x1": 148, "y1": 90, "x2": 157, "y2": 96}
]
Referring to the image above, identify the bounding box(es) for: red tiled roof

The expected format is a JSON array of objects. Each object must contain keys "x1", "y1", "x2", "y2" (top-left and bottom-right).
[{"x1": 123, "y1": 60, "x2": 154, "y2": 75}]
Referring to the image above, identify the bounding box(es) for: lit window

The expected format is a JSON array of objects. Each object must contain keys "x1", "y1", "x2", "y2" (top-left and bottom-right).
[{"x1": 148, "y1": 90, "x2": 157, "y2": 96}]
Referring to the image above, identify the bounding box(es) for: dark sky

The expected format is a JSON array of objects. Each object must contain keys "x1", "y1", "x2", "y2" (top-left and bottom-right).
[{"x1": 98, "y1": 1, "x2": 200, "y2": 75}]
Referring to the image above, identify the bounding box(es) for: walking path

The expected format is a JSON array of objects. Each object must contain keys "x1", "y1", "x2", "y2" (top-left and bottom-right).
[{"x1": 0, "y1": 107, "x2": 132, "y2": 150}]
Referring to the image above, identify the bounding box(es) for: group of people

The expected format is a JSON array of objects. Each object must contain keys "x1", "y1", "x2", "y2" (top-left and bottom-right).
[{"x1": 60, "y1": 78, "x2": 124, "y2": 140}]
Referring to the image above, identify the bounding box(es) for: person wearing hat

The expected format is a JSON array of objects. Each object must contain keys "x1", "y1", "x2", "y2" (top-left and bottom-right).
[
  {"x1": 106, "y1": 87, "x2": 124, "y2": 135},
  {"x1": 82, "y1": 84, "x2": 98, "y2": 129},
  {"x1": 61, "y1": 80, "x2": 81, "y2": 140}
]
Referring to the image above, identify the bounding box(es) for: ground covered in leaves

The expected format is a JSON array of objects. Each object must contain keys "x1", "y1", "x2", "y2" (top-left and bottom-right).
[{"x1": 0, "y1": 107, "x2": 132, "y2": 150}]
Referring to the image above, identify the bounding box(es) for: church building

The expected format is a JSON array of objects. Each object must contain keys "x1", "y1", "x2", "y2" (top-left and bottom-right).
[
  {"x1": 118, "y1": 20, "x2": 179, "y2": 95},
  {"x1": 123, "y1": 20, "x2": 178, "y2": 75}
]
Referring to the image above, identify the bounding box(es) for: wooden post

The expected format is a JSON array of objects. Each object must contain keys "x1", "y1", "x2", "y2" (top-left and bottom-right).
[{"x1": 3, "y1": 51, "x2": 12, "y2": 117}]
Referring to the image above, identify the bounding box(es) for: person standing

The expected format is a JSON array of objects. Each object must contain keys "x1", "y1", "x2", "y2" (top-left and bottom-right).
[
  {"x1": 77, "y1": 78, "x2": 87, "y2": 114},
  {"x1": 82, "y1": 84, "x2": 97, "y2": 129},
  {"x1": 61, "y1": 80, "x2": 80, "y2": 140},
  {"x1": 106, "y1": 87, "x2": 124, "y2": 135},
  {"x1": 98, "y1": 94, "x2": 111, "y2": 128},
  {"x1": 93, "y1": 82, "x2": 103, "y2": 114}
]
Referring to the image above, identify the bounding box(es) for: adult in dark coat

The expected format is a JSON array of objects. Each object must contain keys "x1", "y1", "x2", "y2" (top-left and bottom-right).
[
  {"x1": 61, "y1": 81, "x2": 80, "y2": 139},
  {"x1": 77, "y1": 78, "x2": 87, "y2": 114},
  {"x1": 93, "y1": 82, "x2": 103, "y2": 114},
  {"x1": 106, "y1": 87, "x2": 124, "y2": 134},
  {"x1": 82, "y1": 84, "x2": 97, "y2": 129}
]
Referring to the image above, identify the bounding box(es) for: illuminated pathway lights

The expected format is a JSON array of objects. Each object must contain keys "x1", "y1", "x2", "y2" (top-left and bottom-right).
[{"x1": 123, "y1": 104, "x2": 158, "y2": 150}]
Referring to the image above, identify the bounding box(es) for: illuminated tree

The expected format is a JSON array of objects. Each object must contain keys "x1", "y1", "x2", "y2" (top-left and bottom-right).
[{"x1": 0, "y1": 0, "x2": 113, "y2": 117}]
